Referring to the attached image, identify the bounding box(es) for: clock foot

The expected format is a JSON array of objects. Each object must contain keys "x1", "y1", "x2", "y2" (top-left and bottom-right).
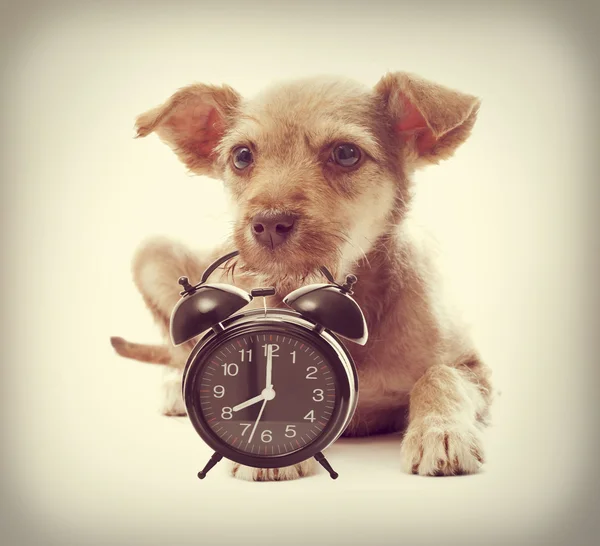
[
  {"x1": 198, "y1": 452, "x2": 224, "y2": 479},
  {"x1": 314, "y1": 452, "x2": 339, "y2": 479}
]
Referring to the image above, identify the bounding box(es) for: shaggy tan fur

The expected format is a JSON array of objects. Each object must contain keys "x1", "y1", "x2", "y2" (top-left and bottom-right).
[{"x1": 111, "y1": 72, "x2": 492, "y2": 480}]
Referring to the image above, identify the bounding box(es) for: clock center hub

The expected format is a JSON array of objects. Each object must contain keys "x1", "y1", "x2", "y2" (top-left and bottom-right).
[{"x1": 261, "y1": 387, "x2": 276, "y2": 401}]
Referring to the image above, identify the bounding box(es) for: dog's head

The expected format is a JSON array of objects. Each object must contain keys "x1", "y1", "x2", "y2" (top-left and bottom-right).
[{"x1": 136, "y1": 73, "x2": 479, "y2": 288}]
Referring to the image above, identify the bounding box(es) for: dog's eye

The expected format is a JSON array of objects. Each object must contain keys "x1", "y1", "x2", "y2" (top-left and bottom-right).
[
  {"x1": 232, "y1": 146, "x2": 253, "y2": 170},
  {"x1": 332, "y1": 143, "x2": 361, "y2": 167}
]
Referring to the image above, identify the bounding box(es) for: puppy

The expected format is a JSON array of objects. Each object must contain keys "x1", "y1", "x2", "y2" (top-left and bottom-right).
[{"x1": 111, "y1": 72, "x2": 493, "y2": 481}]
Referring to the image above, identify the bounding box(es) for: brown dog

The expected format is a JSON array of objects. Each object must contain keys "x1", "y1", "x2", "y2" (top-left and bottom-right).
[{"x1": 111, "y1": 72, "x2": 493, "y2": 481}]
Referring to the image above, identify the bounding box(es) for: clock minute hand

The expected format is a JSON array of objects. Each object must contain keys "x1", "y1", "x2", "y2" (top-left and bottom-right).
[
  {"x1": 247, "y1": 398, "x2": 268, "y2": 443},
  {"x1": 266, "y1": 344, "x2": 273, "y2": 389},
  {"x1": 232, "y1": 393, "x2": 265, "y2": 413}
]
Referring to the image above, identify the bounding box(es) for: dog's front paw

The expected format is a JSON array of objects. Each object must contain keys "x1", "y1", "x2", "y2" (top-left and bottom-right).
[
  {"x1": 161, "y1": 371, "x2": 187, "y2": 417},
  {"x1": 231, "y1": 459, "x2": 316, "y2": 481},
  {"x1": 400, "y1": 417, "x2": 484, "y2": 476}
]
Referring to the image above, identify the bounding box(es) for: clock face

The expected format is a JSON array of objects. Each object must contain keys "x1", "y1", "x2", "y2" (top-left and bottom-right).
[{"x1": 188, "y1": 329, "x2": 338, "y2": 458}]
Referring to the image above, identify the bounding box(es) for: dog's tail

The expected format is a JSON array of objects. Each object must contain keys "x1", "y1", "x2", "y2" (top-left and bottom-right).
[{"x1": 110, "y1": 336, "x2": 172, "y2": 366}]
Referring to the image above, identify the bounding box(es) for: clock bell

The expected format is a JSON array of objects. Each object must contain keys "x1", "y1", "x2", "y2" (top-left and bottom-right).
[{"x1": 169, "y1": 250, "x2": 368, "y2": 349}]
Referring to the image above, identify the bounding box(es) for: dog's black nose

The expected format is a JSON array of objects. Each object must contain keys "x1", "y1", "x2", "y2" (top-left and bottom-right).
[{"x1": 251, "y1": 213, "x2": 296, "y2": 249}]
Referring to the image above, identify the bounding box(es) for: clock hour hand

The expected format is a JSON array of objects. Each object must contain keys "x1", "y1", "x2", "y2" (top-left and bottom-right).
[
  {"x1": 233, "y1": 387, "x2": 276, "y2": 412},
  {"x1": 232, "y1": 393, "x2": 265, "y2": 413}
]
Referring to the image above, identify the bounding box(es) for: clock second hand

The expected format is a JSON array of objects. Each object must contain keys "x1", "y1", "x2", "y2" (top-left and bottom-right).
[{"x1": 247, "y1": 397, "x2": 268, "y2": 443}]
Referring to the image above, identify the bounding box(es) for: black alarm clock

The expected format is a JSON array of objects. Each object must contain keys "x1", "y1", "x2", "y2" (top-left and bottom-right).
[{"x1": 171, "y1": 250, "x2": 368, "y2": 480}]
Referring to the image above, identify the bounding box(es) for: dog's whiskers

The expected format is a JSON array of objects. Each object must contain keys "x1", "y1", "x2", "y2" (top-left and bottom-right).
[
  {"x1": 332, "y1": 228, "x2": 373, "y2": 271},
  {"x1": 356, "y1": 244, "x2": 372, "y2": 270}
]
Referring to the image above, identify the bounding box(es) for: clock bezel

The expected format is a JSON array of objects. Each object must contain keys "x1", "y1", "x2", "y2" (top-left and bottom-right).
[{"x1": 182, "y1": 308, "x2": 358, "y2": 469}]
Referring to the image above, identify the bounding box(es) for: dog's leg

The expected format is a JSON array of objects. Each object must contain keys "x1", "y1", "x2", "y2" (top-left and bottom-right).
[
  {"x1": 161, "y1": 367, "x2": 187, "y2": 416},
  {"x1": 400, "y1": 357, "x2": 492, "y2": 476},
  {"x1": 130, "y1": 236, "x2": 210, "y2": 415}
]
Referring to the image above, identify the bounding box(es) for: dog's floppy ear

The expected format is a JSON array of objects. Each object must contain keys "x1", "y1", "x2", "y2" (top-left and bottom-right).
[
  {"x1": 135, "y1": 84, "x2": 241, "y2": 176},
  {"x1": 375, "y1": 72, "x2": 480, "y2": 168}
]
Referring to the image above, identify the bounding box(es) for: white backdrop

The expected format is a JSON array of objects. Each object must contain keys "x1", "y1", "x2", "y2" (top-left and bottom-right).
[{"x1": 2, "y1": 1, "x2": 598, "y2": 545}]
